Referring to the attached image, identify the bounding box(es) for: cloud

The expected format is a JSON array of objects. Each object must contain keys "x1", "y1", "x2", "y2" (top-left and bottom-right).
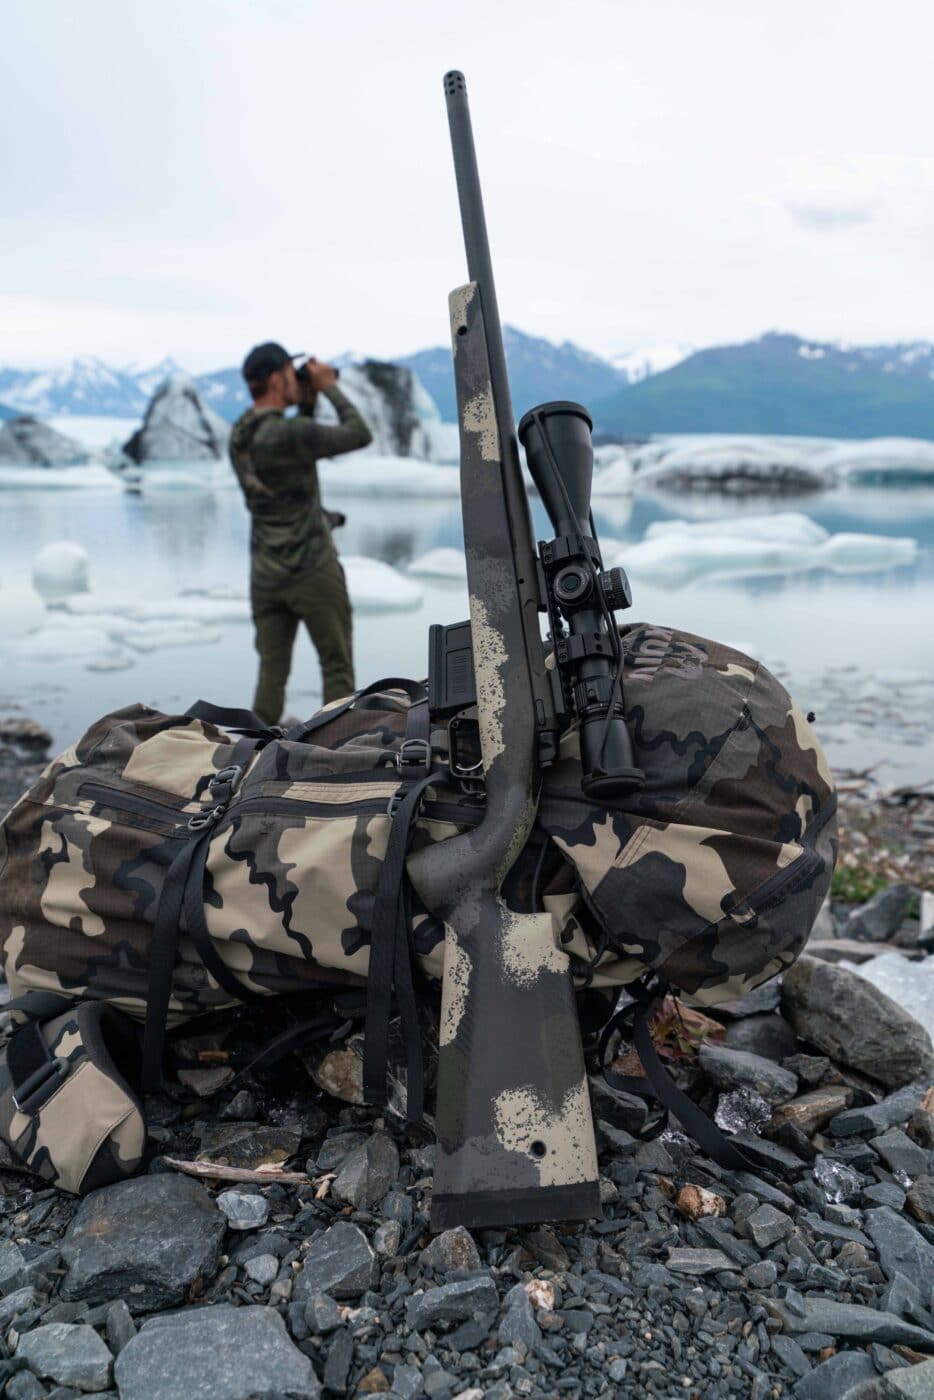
[{"x1": 785, "y1": 200, "x2": 877, "y2": 231}]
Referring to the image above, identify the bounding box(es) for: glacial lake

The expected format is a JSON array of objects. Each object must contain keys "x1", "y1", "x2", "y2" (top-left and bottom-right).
[{"x1": 0, "y1": 469, "x2": 932, "y2": 788}]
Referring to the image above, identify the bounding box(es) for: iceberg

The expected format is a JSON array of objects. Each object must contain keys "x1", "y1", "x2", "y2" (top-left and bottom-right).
[
  {"x1": 815, "y1": 437, "x2": 934, "y2": 484},
  {"x1": 66, "y1": 593, "x2": 252, "y2": 625},
  {"x1": 121, "y1": 375, "x2": 230, "y2": 464},
  {"x1": 318, "y1": 454, "x2": 461, "y2": 498},
  {"x1": 32, "y1": 542, "x2": 91, "y2": 603},
  {"x1": 633, "y1": 436, "x2": 835, "y2": 493},
  {"x1": 407, "y1": 547, "x2": 468, "y2": 581},
  {"x1": 615, "y1": 512, "x2": 917, "y2": 587},
  {"x1": 0, "y1": 415, "x2": 89, "y2": 467},
  {"x1": 343, "y1": 556, "x2": 423, "y2": 612},
  {"x1": 592, "y1": 455, "x2": 635, "y2": 497}
]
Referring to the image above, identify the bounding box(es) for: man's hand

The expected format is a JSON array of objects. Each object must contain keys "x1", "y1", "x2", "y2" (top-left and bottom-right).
[{"x1": 307, "y1": 358, "x2": 339, "y2": 391}]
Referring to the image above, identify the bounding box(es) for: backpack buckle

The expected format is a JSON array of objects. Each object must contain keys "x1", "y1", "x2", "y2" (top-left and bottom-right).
[
  {"x1": 209, "y1": 764, "x2": 245, "y2": 802},
  {"x1": 188, "y1": 804, "x2": 226, "y2": 832},
  {"x1": 12, "y1": 1055, "x2": 70, "y2": 1114},
  {"x1": 395, "y1": 739, "x2": 432, "y2": 775}
]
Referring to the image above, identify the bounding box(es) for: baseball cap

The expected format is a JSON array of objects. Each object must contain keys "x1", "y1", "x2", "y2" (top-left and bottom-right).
[{"x1": 241, "y1": 342, "x2": 306, "y2": 382}]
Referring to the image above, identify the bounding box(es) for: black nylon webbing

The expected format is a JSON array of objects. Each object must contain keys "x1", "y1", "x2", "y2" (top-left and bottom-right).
[
  {"x1": 141, "y1": 736, "x2": 258, "y2": 1091},
  {"x1": 362, "y1": 766, "x2": 442, "y2": 1122},
  {"x1": 601, "y1": 989, "x2": 758, "y2": 1173},
  {"x1": 286, "y1": 678, "x2": 427, "y2": 743},
  {"x1": 6, "y1": 1019, "x2": 53, "y2": 1090},
  {"x1": 185, "y1": 700, "x2": 277, "y2": 735}
]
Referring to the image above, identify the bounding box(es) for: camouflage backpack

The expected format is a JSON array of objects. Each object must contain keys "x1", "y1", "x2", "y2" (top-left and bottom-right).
[{"x1": 0, "y1": 624, "x2": 836, "y2": 1192}]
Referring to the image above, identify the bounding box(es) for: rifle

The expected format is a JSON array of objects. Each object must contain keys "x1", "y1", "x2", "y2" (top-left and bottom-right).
[{"x1": 406, "y1": 71, "x2": 644, "y2": 1231}]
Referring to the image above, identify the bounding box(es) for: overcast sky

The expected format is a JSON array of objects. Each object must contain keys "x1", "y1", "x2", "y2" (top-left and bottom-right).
[{"x1": 3, "y1": 0, "x2": 933, "y2": 370}]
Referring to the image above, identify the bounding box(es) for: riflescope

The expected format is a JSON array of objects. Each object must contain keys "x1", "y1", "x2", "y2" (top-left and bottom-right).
[{"x1": 519, "y1": 401, "x2": 645, "y2": 799}]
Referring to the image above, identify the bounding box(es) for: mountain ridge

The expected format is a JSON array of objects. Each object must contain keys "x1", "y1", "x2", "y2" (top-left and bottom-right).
[{"x1": 2, "y1": 330, "x2": 934, "y2": 439}]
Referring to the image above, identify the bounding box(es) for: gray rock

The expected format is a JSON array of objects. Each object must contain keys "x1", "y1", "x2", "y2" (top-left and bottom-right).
[
  {"x1": 782, "y1": 957, "x2": 934, "y2": 1089},
  {"x1": 723, "y1": 1013, "x2": 799, "y2": 1063},
  {"x1": 195, "y1": 1122, "x2": 301, "y2": 1169},
  {"x1": 847, "y1": 885, "x2": 914, "y2": 942},
  {"x1": 864, "y1": 1184, "x2": 909, "y2": 1211},
  {"x1": 305, "y1": 1293, "x2": 342, "y2": 1334},
  {"x1": 746, "y1": 1261, "x2": 779, "y2": 1288},
  {"x1": 0, "y1": 1239, "x2": 26, "y2": 1294},
  {"x1": 782, "y1": 1054, "x2": 832, "y2": 1088},
  {"x1": 0, "y1": 1286, "x2": 43, "y2": 1328},
  {"x1": 666, "y1": 1248, "x2": 734, "y2": 1276},
  {"x1": 315, "y1": 1131, "x2": 367, "y2": 1173},
  {"x1": 219, "y1": 1088, "x2": 257, "y2": 1121},
  {"x1": 215, "y1": 1189, "x2": 269, "y2": 1231},
  {"x1": 114, "y1": 1303, "x2": 319, "y2": 1399},
  {"x1": 16, "y1": 1323, "x2": 113, "y2": 1391},
  {"x1": 330, "y1": 1133, "x2": 399, "y2": 1208},
  {"x1": 699, "y1": 1044, "x2": 798, "y2": 1104},
  {"x1": 6, "y1": 1373, "x2": 48, "y2": 1400},
  {"x1": 498, "y1": 1283, "x2": 542, "y2": 1354},
  {"x1": 406, "y1": 1277, "x2": 499, "y2": 1331},
  {"x1": 771, "y1": 1334, "x2": 811, "y2": 1378},
  {"x1": 771, "y1": 1296, "x2": 934, "y2": 1349},
  {"x1": 419, "y1": 1227, "x2": 481, "y2": 1273},
  {"x1": 60, "y1": 1176, "x2": 224, "y2": 1311},
  {"x1": 746, "y1": 1203, "x2": 795, "y2": 1248},
  {"x1": 793, "y1": 1351, "x2": 878, "y2": 1399},
  {"x1": 831, "y1": 1084, "x2": 929, "y2": 1138},
  {"x1": 866, "y1": 1206, "x2": 934, "y2": 1293},
  {"x1": 880, "y1": 1360, "x2": 934, "y2": 1397},
  {"x1": 293, "y1": 1222, "x2": 377, "y2": 1302},
  {"x1": 880, "y1": 1273, "x2": 934, "y2": 1328},
  {"x1": 323, "y1": 1328, "x2": 354, "y2": 1393},
  {"x1": 373, "y1": 1220, "x2": 403, "y2": 1256},
  {"x1": 872, "y1": 1129, "x2": 930, "y2": 1180},
  {"x1": 723, "y1": 980, "x2": 782, "y2": 1018},
  {"x1": 104, "y1": 1300, "x2": 136, "y2": 1356},
  {"x1": 390, "y1": 1364, "x2": 424, "y2": 1399},
  {"x1": 244, "y1": 1253, "x2": 279, "y2": 1286},
  {"x1": 908, "y1": 1177, "x2": 934, "y2": 1224}
]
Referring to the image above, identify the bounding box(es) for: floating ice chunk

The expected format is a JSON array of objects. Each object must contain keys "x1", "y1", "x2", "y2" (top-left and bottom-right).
[
  {"x1": 813, "y1": 1155, "x2": 864, "y2": 1203},
  {"x1": 66, "y1": 593, "x2": 251, "y2": 625},
  {"x1": 635, "y1": 436, "x2": 834, "y2": 493},
  {"x1": 318, "y1": 455, "x2": 461, "y2": 498},
  {"x1": 817, "y1": 533, "x2": 917, "y2": 571},
  {"x1": 646, "y1": 513, "x2": 829, "y2": 547},
  {"x1": 590, "y1": 456, "x2": 635, "y2": 495},
  {"x1": 12, "y1": 623, "x2": 131, "y2": 670},
  {"x1": 32, "y1": 542, "x2": 91, "y2": 602},
  {"x1": 817, "y1": 437, "x2": 934, "y2": 483},
  {"x1": 614, "y1": 515, "x2": 917, "y2": 588},
  {"x1": 343, "y1": 556, "x2": 423, "y2": 613},
  {"x1": 117, "y1": 620, "x2": 223, "y2": 652},
  {"x1": 407, "y1": 548, "x2": 467, "y2": 581},
  {"x1": 840, "y1": 951, "x2": 934, "y2": 1041},
  {"x1": 0, "y1": 464, "x2": 119, "y2": 491},
  {"x1": 714, "y1": 1087, "x2": 771, "y2": 1134}
]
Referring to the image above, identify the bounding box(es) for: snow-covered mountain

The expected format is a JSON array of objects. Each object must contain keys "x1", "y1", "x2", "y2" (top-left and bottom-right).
[{"x1": 0, "y1": 357, "x2": 149, "y2": 417}]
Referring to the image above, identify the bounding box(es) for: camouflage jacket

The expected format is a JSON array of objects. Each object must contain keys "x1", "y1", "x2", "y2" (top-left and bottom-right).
[{"x1": 229, "y1": 384, "x2": 373, "y2": 588}]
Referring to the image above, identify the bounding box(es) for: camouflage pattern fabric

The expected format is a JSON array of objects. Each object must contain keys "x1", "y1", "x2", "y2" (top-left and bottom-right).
[
  {"x1": 0, "y1": 632, "x2": 835, "y2": 1022},
  {"x1": 541, "y1": 623, "x2": 837, "y2": 1007},
  {"x1": 0, "y1": 1000, "x2": 145, "y2": 1194}
]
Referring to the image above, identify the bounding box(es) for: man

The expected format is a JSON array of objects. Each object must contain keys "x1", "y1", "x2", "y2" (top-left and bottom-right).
[{"x1": 229, "y1": 342, "x2": 373, "y2": 723}]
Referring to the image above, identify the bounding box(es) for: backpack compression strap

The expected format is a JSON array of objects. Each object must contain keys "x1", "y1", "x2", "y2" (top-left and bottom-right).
[{"x1": 600, "y1": 978, "x2": 760, "y2": 1174}]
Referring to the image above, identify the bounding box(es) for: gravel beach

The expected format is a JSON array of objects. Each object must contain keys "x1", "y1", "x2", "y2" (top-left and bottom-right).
[{"x1": 1, "y1": 733, "x2": 932, "y2": 1400}]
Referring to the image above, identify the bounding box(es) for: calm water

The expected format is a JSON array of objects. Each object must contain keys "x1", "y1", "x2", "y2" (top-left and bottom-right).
[{"x1": 0, "y1": 473, "x2": 931, "y2": 785}]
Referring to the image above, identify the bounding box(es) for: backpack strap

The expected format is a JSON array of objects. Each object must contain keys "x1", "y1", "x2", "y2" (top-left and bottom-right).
[
  {"x1": 600, "y1": 977, "x2": 759, "y2": 1174},
  {"x1": 362, "y1": 699, "x2": 439, "y2": 1125},
  {"x1": 184, "y1": 701, "x2": 282, "y2": 737},
  {"x1": 286, "y1": 678, "x2": 428, "y2": 743},
  {"x1": 141, "y1": 734, "x2": 261, "y2": 1092}
]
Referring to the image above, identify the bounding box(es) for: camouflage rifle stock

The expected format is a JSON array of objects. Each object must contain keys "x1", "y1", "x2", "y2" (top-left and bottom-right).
[{"x1": 406, "y1": 71, "x2": 602, "y2": 1231}]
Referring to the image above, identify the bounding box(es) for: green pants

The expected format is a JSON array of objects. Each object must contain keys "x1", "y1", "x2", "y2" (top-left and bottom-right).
[{"x1": 251, "y1": 555, "x2": 355, "y2": 724}]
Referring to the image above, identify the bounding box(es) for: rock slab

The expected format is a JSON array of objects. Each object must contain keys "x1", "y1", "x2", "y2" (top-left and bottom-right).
[
  {"x1": 16, "y1": 1322, "x2": 112, "y2": 1391},
  {"x1": 782, "y1": 956, "x2": 934, "y2": 1088},
  {"x1": 114, "y1": 1303, "x2": 319, "y2": 1400},
  {"x1": 293, "y1": 1221, "x2": 377, "y2": 1301},
  {"x1": 60, "y1": 1174, "x2": 225, "y2": 1311}
]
